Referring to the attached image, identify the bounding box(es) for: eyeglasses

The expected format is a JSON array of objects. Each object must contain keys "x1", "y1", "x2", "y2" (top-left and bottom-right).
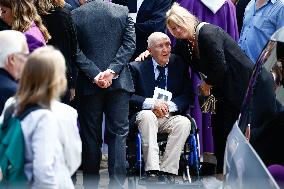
[{"x1": 153, "y1": 42, "x2": 171, "y2": 50}]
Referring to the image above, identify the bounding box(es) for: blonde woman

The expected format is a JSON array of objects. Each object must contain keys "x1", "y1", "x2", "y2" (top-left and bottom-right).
[
  {"x1": 165, "y1": 3, "x2": 255, "y2": 175},
  {"x1": 1, "y1": 46, "x2": 81, "y2": 188},
  {"x1": 0, "y1": 0, "x2": 50, "y2": 52}
]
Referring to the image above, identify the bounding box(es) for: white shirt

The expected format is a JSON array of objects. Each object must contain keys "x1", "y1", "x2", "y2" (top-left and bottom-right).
[
  {"x1": 142, "y1": 58, "x2": 178, "y2": 112},
  {"x1": 201, "y1": 0, "x2": 226, "y2": 14}
]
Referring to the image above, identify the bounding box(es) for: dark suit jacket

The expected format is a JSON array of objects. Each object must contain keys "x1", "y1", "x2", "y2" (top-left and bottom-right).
[
  {"x1": 0, "y1": 19, "x2": 10, "y2": 31},
  {"x1": 0, "y1": 69, "x2": 17, "y2": 114},
  {"x1": 72, "y1": 0, "x2": 136, "y2": 96},
  {"x1": 41, "y1": 7, "x2": 78, "y2": 89},
  {"x1": 133, "y1": 0, "x2": 172, "y2": 59},
  {"x1": 129, "y1": 54, "x2": 192, "y2": 119},
  {"x1": 174, "y1": 24, "x2": 254, "y2": 110},
  {"x1": 112, "y1": 0, "x2": 137, "y2": 13}
]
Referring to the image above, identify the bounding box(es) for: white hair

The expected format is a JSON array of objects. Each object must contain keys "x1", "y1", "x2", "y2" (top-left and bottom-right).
[
  {"x1": 147, "y1": 32, "x2": 170, "y2": 48},
  {"x1": 0, "y1": 30, "x2": 27, "y2": 68}
]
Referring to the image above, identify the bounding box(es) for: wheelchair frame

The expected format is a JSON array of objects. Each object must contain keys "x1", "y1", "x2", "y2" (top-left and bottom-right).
[{"x1": 126, "y1": 115, "x2": 201, "y2": 187}]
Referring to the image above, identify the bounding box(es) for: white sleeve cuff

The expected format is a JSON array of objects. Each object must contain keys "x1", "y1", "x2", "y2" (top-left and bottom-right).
[
  {"x1": 142, "y1": 98, "x2": 155, "y2": 109},
  {"x1": 106, "y1": 69, "x2": 119, "y2": 79},
  {"x1": 168, "y1": 101, "x2": 178, "y2": 112}
]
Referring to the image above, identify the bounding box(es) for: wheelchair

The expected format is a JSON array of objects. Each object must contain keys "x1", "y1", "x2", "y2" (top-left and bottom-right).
[{"x1": 126, "y1": 114, "x2": 203, "y2": 188}]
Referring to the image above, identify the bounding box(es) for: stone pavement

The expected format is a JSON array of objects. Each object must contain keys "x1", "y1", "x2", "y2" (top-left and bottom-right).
[{"x1": 74, "y1": 153, "x2": 222, "y2": 189}]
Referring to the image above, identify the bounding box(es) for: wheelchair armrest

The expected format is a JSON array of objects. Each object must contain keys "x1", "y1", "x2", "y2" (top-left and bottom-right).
[{"x1": 184, "y1": 114, "x2": 199, "y2": 134}]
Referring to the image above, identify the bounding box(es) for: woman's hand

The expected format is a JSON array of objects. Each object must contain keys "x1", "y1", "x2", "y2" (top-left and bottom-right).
[
  {"x1": 135, "y1": 50, "x2": 150, "y2": 61},
  {"x1": 199, "y1": 81, "x2": 212, "y2": 96}
]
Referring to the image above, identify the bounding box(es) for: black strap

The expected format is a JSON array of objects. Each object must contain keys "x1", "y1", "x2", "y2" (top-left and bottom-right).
[
  {"x1": 17, "y1": 104, "x2": 43, "y2": 121},
  {"x1": 2, "y1": 104, "x2": 16, "y2": 128},
  {"x1": 2, "y1": 104, "x2": 43, "y2": 129}
]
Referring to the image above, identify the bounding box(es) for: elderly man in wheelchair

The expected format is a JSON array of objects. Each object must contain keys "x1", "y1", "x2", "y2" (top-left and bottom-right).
[{"x1": 128, "y1": 32, "x2": 193, "y2": 184}]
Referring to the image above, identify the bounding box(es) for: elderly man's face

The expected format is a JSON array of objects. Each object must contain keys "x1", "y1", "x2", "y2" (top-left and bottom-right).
[
  {"x1": 9, "y1": 44, "x2": 29, "y2": 80},
  {"x1": 149, "y1": 38, "x2": 171, "y2": 66}
]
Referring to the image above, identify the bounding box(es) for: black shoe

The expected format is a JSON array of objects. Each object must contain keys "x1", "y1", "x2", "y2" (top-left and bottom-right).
[
  {"x1": 139, "y1": 170, "x2": 160, "y2": 183},
  {"x1": 159, "y1": 172, "x2": 178, "y2": 184}
]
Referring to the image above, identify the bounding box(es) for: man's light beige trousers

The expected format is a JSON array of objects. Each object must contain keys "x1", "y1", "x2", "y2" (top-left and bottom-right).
[{"x1": 135, "y1": 110, "x2": 191, "y2": 175}]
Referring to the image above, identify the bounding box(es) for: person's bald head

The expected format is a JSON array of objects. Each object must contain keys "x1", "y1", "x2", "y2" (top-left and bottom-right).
[{"x1": 0, "y1": 30, "x2": 29, "y2": 80}]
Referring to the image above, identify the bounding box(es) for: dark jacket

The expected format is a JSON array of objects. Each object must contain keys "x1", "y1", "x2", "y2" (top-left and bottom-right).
[
  {"x1": 41, "y1": 7, "x2": 78, "y2": 89},
  {"x1": 173, "y1": 24, "x2": 254, "y2": 110},
  {"x1": 0, "y1": 69, "x2": 17, "y2": 114},
  {"x1": 129, "y1": 54, "x2": 192, "y2": 119},
  {"x1": 0, "y1": 19, "x2": 10, "y2": 31},
  {"x1": 133, "y1": 0, "x2": 172, "y2": 59},
  {"x1": 72, "y1": 0, "x2": 136, "y2": 96}
]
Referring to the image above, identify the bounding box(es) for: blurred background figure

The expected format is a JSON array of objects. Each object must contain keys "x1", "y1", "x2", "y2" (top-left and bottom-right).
[
  {"x1": 0, "y1": 0, "x2": 50, "y2": 52},
  {"x1": 1, "y1": 46, "x2": 81, "y2": 189},
  {"x1": 235, "y1": 0, "x2": 250, "y2": 34},
  {"x1": 238, "y1": 0, "x2": 284, "y2": 63},
  {"x1": 0, "y1": 30, "x2": 29, "y2": 114},
  {"x1": 112, "y1": 0, "x2": 172, "y2": 60},
  {"x1": 35, "y1": 0, "x2": 78, "y2": 104},
  {"x1": 65, "y1": 0, "x2": 89, "y2": 10}
]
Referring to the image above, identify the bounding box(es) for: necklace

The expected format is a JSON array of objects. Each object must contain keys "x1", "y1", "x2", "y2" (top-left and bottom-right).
[{"x1": 187, "y1": 20, "x2": 200, "y2": 60}]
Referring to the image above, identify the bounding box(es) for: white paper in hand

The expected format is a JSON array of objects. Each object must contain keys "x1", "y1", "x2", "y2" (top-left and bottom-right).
[{"x1": 153, "y1": 87, "x2": 172, "y2": 102}]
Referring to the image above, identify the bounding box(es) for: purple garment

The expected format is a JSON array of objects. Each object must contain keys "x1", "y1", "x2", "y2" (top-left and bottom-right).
[
  {"x1": 173, "y1": 0, "x2": 238, "y2": 154},
  {"x1": 268, "y1": 164, "x2": 284, "y2": 187},
  {"x1": 178, "y1": 0, "x2": 239, "y2": 41},
  {"x1": 24, "y1": 22, "x2": 46, "y2": 53}
]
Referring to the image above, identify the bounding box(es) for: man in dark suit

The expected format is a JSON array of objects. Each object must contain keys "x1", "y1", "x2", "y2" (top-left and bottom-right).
[
  {"x1": 112, "y1": 0, "x2": 172, "y2": 60},
  {"x1": 129, "y1": 32, "x2": 192, "y2": 182},
  {"x1": 134, "y1": 0, "x2": 172, "y2": 59},
  {"x1": 71, "y1": 1, "x2": 135, "y2": 188},
  {"x1": 0, "y1": 30, "x2": 29, "y2": 113}
]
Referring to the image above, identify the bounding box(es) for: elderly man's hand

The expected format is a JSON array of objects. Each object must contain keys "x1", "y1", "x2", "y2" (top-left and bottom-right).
[{"x1": 152, "y1": 99, "x2": 169, "y2": 118}]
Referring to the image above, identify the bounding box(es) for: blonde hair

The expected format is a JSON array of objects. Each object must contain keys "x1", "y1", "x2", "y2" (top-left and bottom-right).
[
  {"x1": 16, "y1": 46, "x2": 67, "y2": 115},
  {"x1": 166, "y1": 3, "x2": 198, "y2": 37},
  {"x1": 0, "y1": 0, "x2": 51, "y2": 42},
  {"x1": 147, "y1": 32, "x2": 170, "y2": 48},
  {"x1": 35, "y1": 0, "x2": 65, "y2": 15}
]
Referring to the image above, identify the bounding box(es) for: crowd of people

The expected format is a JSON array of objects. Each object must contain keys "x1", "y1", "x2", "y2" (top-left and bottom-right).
[{"x1": 1, "y1": 0, "x2": 284, "y2": 188}]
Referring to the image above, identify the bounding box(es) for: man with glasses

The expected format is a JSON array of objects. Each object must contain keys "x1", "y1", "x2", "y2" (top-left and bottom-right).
[
  {"x1": 0, "y1": 30, "x2": 29, "y2": 113},
  {"x1": 129, "y1": 32, "x2": 192, "y2": 183}
]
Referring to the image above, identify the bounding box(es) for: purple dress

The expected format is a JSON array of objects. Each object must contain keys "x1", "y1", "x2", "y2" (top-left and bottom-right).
[
  {"x1": 24, "y1": 22, "x2": 46, "y2": 53},
  {"x1": 175, "y1": 0, "x2": 239, "y2": 154}
]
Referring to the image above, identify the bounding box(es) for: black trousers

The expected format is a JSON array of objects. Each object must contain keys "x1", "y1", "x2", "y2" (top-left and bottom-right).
[
  {"x1": 211, "y1": 97, "x2": 239, "y2": 174},
  {"x1": 77, "y1": 90, "x2": 130, "y2": 189},
  {"x1": 251, "y1": 111, "x2": 284, "y2": 166}
]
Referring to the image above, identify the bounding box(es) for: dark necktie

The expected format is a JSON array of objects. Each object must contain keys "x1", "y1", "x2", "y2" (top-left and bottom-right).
[{"x1": 155, "y1": 65, "x2": 167, "y2": 89}]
